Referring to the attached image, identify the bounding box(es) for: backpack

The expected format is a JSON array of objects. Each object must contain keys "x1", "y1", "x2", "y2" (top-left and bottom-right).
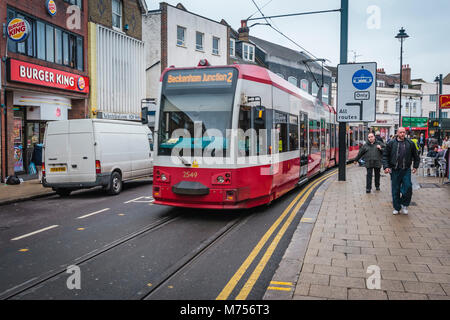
[{"x1": 6, "y1": 175, "x2": 21, "y2": 185}]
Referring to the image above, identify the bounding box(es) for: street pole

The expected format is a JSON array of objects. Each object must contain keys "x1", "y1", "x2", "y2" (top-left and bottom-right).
[
  {"x1": 438, "y1": 74, "x2": 443, "y2": 145},
  {"x1": 338, "y1": 0, "x2": 348, "y2": 181},
  {"x1": 399, "y1": 39, "x2": 403, "y2": 129}
]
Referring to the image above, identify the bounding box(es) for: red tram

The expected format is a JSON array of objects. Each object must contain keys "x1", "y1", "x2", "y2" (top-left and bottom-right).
[{"x1": 152, "y1": 63, "x2": 365, "y2": 209}]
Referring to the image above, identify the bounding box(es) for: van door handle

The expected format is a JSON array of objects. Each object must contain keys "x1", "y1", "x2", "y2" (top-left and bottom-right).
[
  {"x1": 83, "y1": 157, "x2": 88, "y2": 159},
  {"x1": 72, "y1": 164, "x2": 77, "y2": 168},
  {"x1": 49, "y1": 158, "x2": 57, "y2": 160}
]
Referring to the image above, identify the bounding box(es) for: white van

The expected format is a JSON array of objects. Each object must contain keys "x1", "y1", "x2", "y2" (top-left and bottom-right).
[{"x1": 43, "y1": 119, "x2": 153, "y2": 196}]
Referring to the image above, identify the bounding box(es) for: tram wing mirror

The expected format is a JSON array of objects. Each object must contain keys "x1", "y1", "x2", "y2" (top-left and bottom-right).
[{"x1": 141, "y1": 106, "x2": 149, "y2": 125}]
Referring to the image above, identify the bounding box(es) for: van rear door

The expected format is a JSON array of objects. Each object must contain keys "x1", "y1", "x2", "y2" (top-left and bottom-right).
[
  {"x1": 67, "y1": 120, "x2": 96, "y2": 183},
  {"x1": 44, "y1": 121, "x2": 70, "y2": 184}
]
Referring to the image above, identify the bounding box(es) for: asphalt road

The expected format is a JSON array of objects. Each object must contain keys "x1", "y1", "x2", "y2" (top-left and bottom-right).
[{"x1": 0, "y1": 174, "x2": 332, "y2": 300}]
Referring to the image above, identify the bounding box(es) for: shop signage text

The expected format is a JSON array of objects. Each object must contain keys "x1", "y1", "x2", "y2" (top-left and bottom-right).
[
  {"x1": 46, "y1": 0, "x2": 57, "y2": 16},
  {"x1": 7, "y1": 18, "x2": 31, "y2": 42},
  {"x1": 8, "y1": 59, "x2": 89, "y2": 93},
  {"x1": 440, "y1": 95, "x2": 450, "y2": 109}
]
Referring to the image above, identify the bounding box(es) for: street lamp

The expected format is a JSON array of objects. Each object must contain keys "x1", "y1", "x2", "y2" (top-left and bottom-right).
[
  {"x1": 434, "y1": 74, "x2": 443, "y2": 144},
  {"x1": 408, "y1": 96, "x2": 413, "y2": 135},
  {"x1": 395, "y1": 27, "x2": 409, "y2": 129}
]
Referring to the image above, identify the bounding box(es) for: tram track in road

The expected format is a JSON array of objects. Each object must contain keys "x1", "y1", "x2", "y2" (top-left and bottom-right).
[
  {"x1": 139, "y1": 212, "x2": 253, "y2": 300},
  {"x1": 1, "y1": 212, "x2": 181, "y2": 300},
  {"x1": 216, "y1": 169, "x2": 337, "y2": 300}
]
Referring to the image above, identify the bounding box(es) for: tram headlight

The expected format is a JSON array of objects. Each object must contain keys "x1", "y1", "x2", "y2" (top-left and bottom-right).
[
  {"x1": 161, "y1": 173, "x2": 167, "y2": 181},
  {"x1": 216, "y1": 176, "x2": 225, "y2": 184}
]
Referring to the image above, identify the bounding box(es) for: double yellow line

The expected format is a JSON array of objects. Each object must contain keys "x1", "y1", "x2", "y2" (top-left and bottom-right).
[{"x1": 216, "y1": 169, "x2": 337, "y2": 300}]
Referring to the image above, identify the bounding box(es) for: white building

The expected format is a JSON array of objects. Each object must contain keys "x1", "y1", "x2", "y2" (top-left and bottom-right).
[
  {"x1": 411, "y1": 79, "x2": 450, "y2": 120},
  {"x1": 143, "y1": 3, "x2": 229, "y2": 100}
]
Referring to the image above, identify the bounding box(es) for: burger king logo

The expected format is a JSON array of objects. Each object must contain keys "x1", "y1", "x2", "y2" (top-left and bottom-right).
[
  {"x1": 46, "y1": 0, "x2": 57, "y2": 16},
  {"x1": 7, "y1": 18, "x2": 31, "y2": 42},
  {"x1": 77, "y1": 77, "x2": 86, "y2": 91}
]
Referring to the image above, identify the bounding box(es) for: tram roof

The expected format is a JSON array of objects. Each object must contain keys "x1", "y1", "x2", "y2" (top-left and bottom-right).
[{"x1": 160, "y1": 63, "x2": 333, "y2": 113}]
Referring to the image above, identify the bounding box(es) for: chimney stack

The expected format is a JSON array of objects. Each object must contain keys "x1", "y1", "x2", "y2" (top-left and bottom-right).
[
  {"x1": 402, "y1": 64, "x2": 411, "y2": 85},
  {"x1": 238, "y1": 20, "x2": 249, "y2": 42}
]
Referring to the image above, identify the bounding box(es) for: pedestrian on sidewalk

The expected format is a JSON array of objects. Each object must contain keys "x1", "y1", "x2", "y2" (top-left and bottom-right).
[
  {"x1": 355, "y1": 132, "x2": 385, "y2": 193},
  {"x1": 382, "y1": 127, "x2": 420, "y2": 215},
  {"x1": 419, "y1": 133, "x2": 425, "y2": 156},
  {"x1": 31, "y1": 143, "x2": 43, "y2": 183}
]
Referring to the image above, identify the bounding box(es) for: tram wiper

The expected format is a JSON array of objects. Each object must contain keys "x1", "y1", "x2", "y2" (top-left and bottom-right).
[{"x1": 178, "y1": 155, "x2": 191, "y2": 167}]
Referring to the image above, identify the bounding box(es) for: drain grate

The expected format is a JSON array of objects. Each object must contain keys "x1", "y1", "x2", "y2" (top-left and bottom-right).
[{"x1": 419, "y1": 183, "x2": 440, "y2": 188}]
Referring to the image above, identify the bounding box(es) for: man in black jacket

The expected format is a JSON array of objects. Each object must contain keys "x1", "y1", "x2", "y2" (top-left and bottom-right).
[{"x1": 382, "y1": 127, "x2": 420, "y2": 215}]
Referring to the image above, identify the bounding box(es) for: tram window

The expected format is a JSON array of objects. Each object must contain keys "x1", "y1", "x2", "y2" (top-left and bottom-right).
[
  {"x1": 238, "y1": 106, "x2": 251, "y2": 156},
  {"x1": 300, "y1": 114, "x2": 308, "y2": 157},
  {"x1": 274, "y1": 111, "x2": 288, "y2": 153},
  {"x1": 253, "y1": 107, "x2": 267, "y2": 156},
  {"x1": 289, "y1": 115, "x2": 299, "y2": 151},
  {"x1": 309, "y1": 120, "x2": 320, "y2": 154}
]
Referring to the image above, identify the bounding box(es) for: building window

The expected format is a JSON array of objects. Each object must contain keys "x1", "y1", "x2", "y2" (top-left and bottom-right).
[
  {"x1": 377, "y1": 80, "x2": 385, "y2": 87},
  {"x1": 430, "y1": 94, "x2": 437, "y2": 102},
  {"x1": 64, "y1": 0, "x2": 82, "y2": 9},
  {"x1": 300, "y1": 79, "x2": 309, "y2": 92},
  {"x1": 112, "y1": 0, "x2": 122, "y2": 30},
  {"x1": 212, "y1": 37, "x2": 220, "y2": 55},
  {"x1": 323, "y1": 84, "x2": 329, "y2": 103},
  {"x1": 312, "y1": 82, "x2": 318, "y2": 97},
  {"x1": 376, "y1": 100, "x2": 380, "y2": 112},
  {"x1": 177, "y1": 26, "x2": 186, "y2": 46},
  {"x1": 413, "y1": 102, "x2": 417, "y2": 114},
  {"x1": 429, "y1": 111, "x2": 436, "y2": 118},
  {"x1": 196, "y1": 32, "x2": 204, "y2": 51},
  {"x1": 7, "y1": 7, "x2": 83, "y2": 70},
  {"x1": 442, "y1": 112, "x2": 448, "y2": 118},
  {"x1": 288, "y1": 76, "x2": 297, "y2": 86},
  {"x1": 46, "y1": 25, "x2": 54, "y2": 63},
  {"x1": 384, "y1": 100, "x2": 388, "y2": 113},
  {"x1": 230, "y1": 38, "x2": 235, "y2": 56},
  {"x1": 395, "y1": 101, "x2": 400, "y2": 113},
  {"x1": 243, "y1": 43, "x2": 254, "y2": 61}
]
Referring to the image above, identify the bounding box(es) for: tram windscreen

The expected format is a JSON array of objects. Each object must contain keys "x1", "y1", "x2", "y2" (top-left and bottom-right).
[{"x1": 158, "y1": 68, "x2": 238, "y2": 157}]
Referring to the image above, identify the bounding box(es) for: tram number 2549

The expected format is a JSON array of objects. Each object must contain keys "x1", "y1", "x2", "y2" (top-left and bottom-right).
[{"x1": 183, "y1": 171, "x2": 198, "y2": 178}]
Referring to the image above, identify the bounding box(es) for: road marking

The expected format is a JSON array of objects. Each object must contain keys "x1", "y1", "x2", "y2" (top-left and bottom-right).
[
  {"x1": 270, "y1": 281, "x2": 293, "y2": 286},
  {"x1": 77, "y1": 228, "x2": 85, "y2": 231},
  {"x1": 216, "y1": 171, "x2": 336, "y2": 300},
  {"x1": 18, "y1": 248, "x2": 29, "y2": 252},
  {"x1": 216, "y1": 170, "x2": 336, "y2": 300},
  {"x1": 267, "y1": 286, "x2": 291, "y2": 291},
  {"x1": 76, "y1": 208, "x2": 110, "y2": 220},
  {"x1": 124, "y1": 196, "x2": 154, "y2": 204},
  {"x1": 11, "y1": 225, "x2": 59, "y2": 241}
]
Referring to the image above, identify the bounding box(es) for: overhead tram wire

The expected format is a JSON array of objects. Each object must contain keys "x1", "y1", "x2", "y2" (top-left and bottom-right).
[{"x1": 247, "y1": 1, "x2": 340, "y2": 69}]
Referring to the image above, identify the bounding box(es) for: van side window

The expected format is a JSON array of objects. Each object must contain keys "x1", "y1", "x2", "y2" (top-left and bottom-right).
[{"x1": 148, "y1": 133, "x2": 154, "y2": 151}]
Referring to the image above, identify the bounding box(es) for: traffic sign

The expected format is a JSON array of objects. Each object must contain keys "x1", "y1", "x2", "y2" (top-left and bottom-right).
[{"x1": 337, "y1": 62, "x2": 377, "y2": 122}]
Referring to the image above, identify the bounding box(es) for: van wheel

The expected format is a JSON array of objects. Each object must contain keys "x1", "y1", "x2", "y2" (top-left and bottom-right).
[
  {"x1": 108, "y1": 172, "x2": 122, "y2": 195},
  {"x1": 56, "y1": 188, "x2": 71, "y2": 197}
]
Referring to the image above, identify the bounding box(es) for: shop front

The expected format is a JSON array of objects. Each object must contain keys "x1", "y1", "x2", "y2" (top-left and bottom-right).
[
  {"x1": 402, "y1": 117, "x2": 428, "y2": 139},
  {"x1": 369, "y1": 117, "x2": 396, "y2": 140},
  {"x1": 4, "y1": 58, "x2": 89, "y2": 178}
]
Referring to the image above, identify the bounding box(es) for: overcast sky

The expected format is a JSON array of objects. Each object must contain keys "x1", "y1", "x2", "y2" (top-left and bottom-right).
[{"x1": 145, "y1": 0, "x2": 450, "y2": 82}]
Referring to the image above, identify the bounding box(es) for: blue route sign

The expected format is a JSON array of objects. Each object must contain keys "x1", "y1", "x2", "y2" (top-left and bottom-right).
[{"x1": 352, "y1": 69, "x2": 373, "y2": 90}]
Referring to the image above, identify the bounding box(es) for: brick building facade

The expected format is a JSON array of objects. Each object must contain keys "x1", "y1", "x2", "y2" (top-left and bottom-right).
[{"x1": 0, "y1": 0, "x2": 89, "y2": 180}]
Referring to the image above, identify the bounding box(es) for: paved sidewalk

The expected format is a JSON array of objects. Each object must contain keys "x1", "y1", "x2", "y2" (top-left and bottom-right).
[
  {"x1": 265, "y1": 165, "x2": 450, "y2": 300},
  {"x1": 0, "y1": 179, "x2": 55, "y2": 206}
]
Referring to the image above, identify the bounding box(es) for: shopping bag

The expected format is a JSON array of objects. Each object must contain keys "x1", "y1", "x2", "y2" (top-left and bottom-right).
[{"x1": 29, "y1": 162, "x2": 37, "y2": 175}]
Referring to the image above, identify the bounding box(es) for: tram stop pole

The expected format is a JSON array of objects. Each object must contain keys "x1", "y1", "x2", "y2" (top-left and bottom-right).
[{"x1": 338, "y1": 0, "x2": 348, "y2": 181}]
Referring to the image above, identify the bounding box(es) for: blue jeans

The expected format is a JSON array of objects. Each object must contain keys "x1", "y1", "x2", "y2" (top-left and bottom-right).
[{"x1": 390, "y1": 168, "x2": 412, "y2": 211}]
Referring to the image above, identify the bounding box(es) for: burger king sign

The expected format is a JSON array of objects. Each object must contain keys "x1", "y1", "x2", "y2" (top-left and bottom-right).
[{"x1": 7, "y1": 18, "x2": 31, "y2": 42}]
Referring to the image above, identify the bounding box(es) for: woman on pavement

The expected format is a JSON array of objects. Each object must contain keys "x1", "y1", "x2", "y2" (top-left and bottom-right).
[{"x1": 355, "y1": 132, "x2": 385, "y2": 193}]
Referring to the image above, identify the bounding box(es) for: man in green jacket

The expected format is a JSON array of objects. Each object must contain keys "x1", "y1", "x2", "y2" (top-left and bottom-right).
[{"x1": 355, "y1": 132, "x2": 385, "y2": 193}]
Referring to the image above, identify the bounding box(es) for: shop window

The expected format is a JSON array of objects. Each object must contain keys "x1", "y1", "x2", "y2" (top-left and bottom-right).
[
  {"x1": 46, "y1": 25, "x2": 55, "y2": 63},
  {"x1": 7, "y1": 7, "x2": 84, "y2": 71}
]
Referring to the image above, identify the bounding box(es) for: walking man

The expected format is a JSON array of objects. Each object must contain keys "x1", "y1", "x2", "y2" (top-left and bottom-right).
[
  {"x1": 382, "y1": 127, "x2": 420, "y2": 215},
  {"x1": 355, "y1": 132, "x2": 384, "y2": 193}
]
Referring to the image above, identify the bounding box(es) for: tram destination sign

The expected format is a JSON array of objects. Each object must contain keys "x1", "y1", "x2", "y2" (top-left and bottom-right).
[
  {"x1": 164, "y1": 68, "x2": 236, "y2": 90},
  {"x1": 337, "y1": 62, "x2": 377, "y2": 122}
]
